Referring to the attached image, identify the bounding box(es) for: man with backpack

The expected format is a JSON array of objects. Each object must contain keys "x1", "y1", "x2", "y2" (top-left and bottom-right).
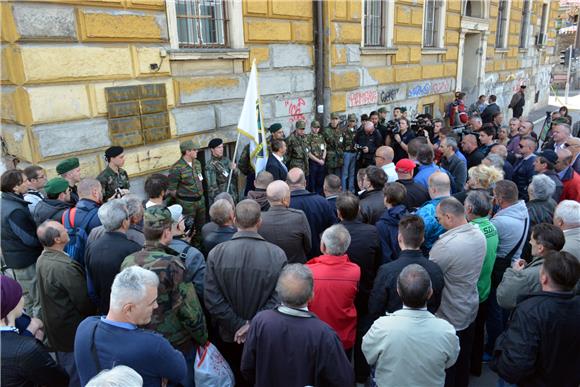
[{"x1": 61, "y1": 179, "x2": 102, "y2": 266}]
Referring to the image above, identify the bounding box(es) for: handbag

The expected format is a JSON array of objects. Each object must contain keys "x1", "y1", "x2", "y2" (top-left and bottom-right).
[{"x1": 194, "y1": 342, "x2": 235, "y2": 387}]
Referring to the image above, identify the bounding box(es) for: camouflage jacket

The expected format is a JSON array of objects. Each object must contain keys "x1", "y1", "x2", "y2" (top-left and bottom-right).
[
  {"x1": 96, "y1": 166, "x2": 130, "y2": 202},
  {"x1": 306, "y1": 132, "x2": 326, "y2": 160},
  {"x1": 286, "y1": 131, "x2": 309, "y2": 175},
  {"x1": 342, "y1": 125, "x2": 358, "y2": 152},
  {"x1": 168, "y1": 158, "x2": 204, "y2": 200},
  {"x1": 121, "y1": 242, "x2": 208, "y2": 348},
  {"x1": 322, "y1": 125, "x2": 345, "y2": 168},
  {"x1": 205, "y1": 156, "x2": 238, "y2": 204}
]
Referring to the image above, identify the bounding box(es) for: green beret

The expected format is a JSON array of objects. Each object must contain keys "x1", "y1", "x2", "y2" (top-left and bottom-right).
[
  {"x1": 378, "y1": 107, "x2": 388, "y2": 113},
  {"x1": 347, "y1": 113, "x2": 357, "y2": 122},
  {"x1": 330, "y1": 112, "x2": 340, "y2": 119},
  {"x1": 296, "y1": 120, "x2": 306, "y2": 129},
  {"x1": 143, "y1": 206, "x2": 173, "y2": 229},
  {"x1": 44, "y1": 177, "x2": 69, "y2": 196},
  {"x1": 180, "y1": 140, "x2": 195, "y2": 152},
  {"x1": 268, "y1": 123, "x2": 283, "y2": 134},
  {"x1": 56, "y1": 158, "x2": 79, "y2": 175},
  {"x1": 311, "y1": 120, "x2": 320, "y2": 128},
  {"x1": 400, "y1": 107, "x2": 407, "y2": 113}
]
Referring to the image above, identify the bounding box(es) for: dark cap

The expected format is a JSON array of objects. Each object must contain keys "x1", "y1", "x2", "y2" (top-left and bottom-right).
[
  {"x1": 1, "y1": 275, "x2": 23, "y2": 319},
  {"x1": 378, "y1": 107, "x2": 388, "y2": 113},
  {"x1": 311, "y1": 120, "x2": 320, "y2": 128},
  {"x1": 347, "y1": 113, "x2": 357, "y2": 122},
  {"x1": 268, "y1": 123, "x2": 283, "y2": 134},
  {"x1": 330, "y1": 112, "x2": 340, "y2": 119},
  {"x1": 520, "y1": 85, "x2": 527, "y2": 89},
  {"x1": 105, "y1": 146, "x2": 124, "y2": 160},
  {"x1": 536, "y1": 149, "x2": 558, "y2": 164},
  {"x1": 56, "y1": 157, "x2": 80, "y2": 175},
  {"x1": 180, "y1": 140, "x2": 195, "y2": 152},
  {"x1": 296, "y1": 120, "x2": 306, "y2": 129},
  {"x1": 143, "y1": 206, "x2": 173, "y2": 229},
  {"x1": 44, "y1": 177, "x2": 69, "y2": 196},
  {"x1": 208, "y1": 138, "x2": 223, "y2": 149}
]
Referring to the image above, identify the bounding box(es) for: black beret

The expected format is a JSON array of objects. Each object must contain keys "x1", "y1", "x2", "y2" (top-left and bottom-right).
[
  {"x1": 105, "y1": 146, "x2": 124, "y2": 160},
  {"x1": 208, "y1": 138, "x2": 223, "y2": 149}
]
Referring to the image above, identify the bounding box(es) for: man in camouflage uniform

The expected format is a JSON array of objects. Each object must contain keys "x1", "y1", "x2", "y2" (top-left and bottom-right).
[
  {"x1": 286, "y1": 120, "x2": 310, "y2": 176},
  {"x1": 56, "y1": 157, "x2": 81, "y2": 205},
  {"x1": 238, "y1": 123, "x2": 286, "y2": 195},
  {"x1": 168, "y1": 140, "x2": 205, "y2": 246},
  {"x1": 96, "y1": 146, "x2": 130, "y2": 202},
  {"x1": 306, "y1": 120, "x2": 327, "y2": 195},
  {"x1": 205, "y1": 138, "x2": 238, "y2": 205},
  {"x1": 341, "y1": 113, "x2": 358, "y2": 192},
  {"x1": 323, "y1": 112, "x2": 344, "y2": 176},
  {"x1": 121, "y1": 206, "x2": 207, "y2": 386}
]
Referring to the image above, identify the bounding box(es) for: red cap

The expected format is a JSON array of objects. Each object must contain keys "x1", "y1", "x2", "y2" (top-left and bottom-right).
[{"x1": 395, "y1": 158, "x2": 416, "y2": 174}]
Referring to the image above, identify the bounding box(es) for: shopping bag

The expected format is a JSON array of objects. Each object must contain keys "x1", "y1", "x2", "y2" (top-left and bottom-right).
[{"x1": 194, "y1": 342, "x2": 235, "y2": 387}]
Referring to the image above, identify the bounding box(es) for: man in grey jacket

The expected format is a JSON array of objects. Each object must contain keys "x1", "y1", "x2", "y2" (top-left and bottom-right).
[
  {"x1": 258, "y1": 181, "x2": 311, "y2": 264},
  {"x1": 497, "y1": 223, "x2": 565, "y2": 310},
  {"x1": 429, "y1": 197, "x2": 486, "y2": 387},
  {"x1": 440, "y1": 137, "x2": 467, "y2": 193},
  {"x1": 205, "y1": 199, "x2": 287, "y2": 386},
  {"x1": 553, "y1": 200, "x2": 580, "y2": 260}
]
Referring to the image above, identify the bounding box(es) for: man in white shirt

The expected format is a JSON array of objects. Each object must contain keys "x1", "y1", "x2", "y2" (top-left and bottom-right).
[
  {"x1": 363, "y1": 264, "x2": 459, "y2": 387},
  {"x1": 375, "y1": 146, "x2": 398, "y2": 183}
]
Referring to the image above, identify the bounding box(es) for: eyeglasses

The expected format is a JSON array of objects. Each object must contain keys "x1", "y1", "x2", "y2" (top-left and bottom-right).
[
  {"x1": 518, "y1": 144, "x2": 525, "y2": 148},
  {"x1": 564, "y1": 143, "x2": 579, "y2": 148},
  {"x1": 374, "y1": 156, "x2": 385, "y2": 160}
]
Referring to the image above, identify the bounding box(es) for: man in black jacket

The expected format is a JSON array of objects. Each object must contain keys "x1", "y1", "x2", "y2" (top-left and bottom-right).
[
  {"x1": 395, "y1": 159, "x2": 430, "y2": 210},
  {"x1": 368, "y1": 215, "x2": 444, "y2": 321},
  {"x1": 480, "y1": 94, "x2": 500, "y2": 124},
  {"x1": 85, "y1": 200, "x2": 141, "y2": 313},
  {"x1": 491, "y1": 251, "x2": 580, "y2": 387},
  {"x1": 355, "y1": 121, "x2": 383, "y2": 168},
  {"x1": 359, "y1": 166, "x2": 387, "y2": 225}
]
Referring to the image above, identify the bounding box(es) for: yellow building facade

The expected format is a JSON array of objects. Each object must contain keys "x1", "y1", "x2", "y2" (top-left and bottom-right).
[{"x1": 0, "y1": 0, "x2": 558, "y2": 181}]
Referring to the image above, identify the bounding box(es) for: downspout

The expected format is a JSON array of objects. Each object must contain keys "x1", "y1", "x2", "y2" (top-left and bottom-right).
[{"x1": 313, "y1": 0, "x2": 324, "y2": 123}]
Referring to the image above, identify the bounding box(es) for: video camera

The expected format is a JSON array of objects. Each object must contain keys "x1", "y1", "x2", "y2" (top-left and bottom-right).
[{"x1": 410, "y1": 114, "x2": 434, "y2": 138}]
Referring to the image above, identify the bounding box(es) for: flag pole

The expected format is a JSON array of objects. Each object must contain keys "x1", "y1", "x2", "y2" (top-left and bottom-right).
[{"x1": 226, "y1": 131, "x2": 241, "y2": 194}]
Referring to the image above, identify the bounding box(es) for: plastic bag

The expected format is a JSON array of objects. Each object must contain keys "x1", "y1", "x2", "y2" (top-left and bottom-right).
[{"x1": 194, "y1": 342, "x2": 235, "y2": 387}]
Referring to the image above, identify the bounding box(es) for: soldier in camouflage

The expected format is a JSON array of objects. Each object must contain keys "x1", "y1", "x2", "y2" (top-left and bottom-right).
[
  {"x1": 205, "y1": 138, "x2": 238, "y2": 205},
  {"x1": 286, "y1": 120, "x2": 310, "y2": 176},
  {"x1": 96, "y1": 146, "x2": 130, "y2": 202},
  {"x1": 306, "y1": 120, "x2": 327, "y2": 194},
  {"x1": 341, "y1": 113, "x2": 358, "y2": 192},
  {"x1": 121, "y1": 206, "x2": 207, "y2": 385},
  {"x1": 238, "y1": 123, "x2": 286, "y2": 195},
  {"x1": 323, "y1": 112, "x2": 345, "y2": 176},
  {"x1": 167, "y1": 140, "x2": 205, "y2": 247}
]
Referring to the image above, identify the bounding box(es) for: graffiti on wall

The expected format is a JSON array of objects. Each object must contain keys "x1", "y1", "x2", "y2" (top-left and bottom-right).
[
  {"x1": 284, "y1": 97, "x2": 306, "y2": 123},
  {"x1": 379, "y1": 88, "x2": 400, "y2": 103},
  {"x1": 348, "y1": 89, "x2": 378, "y2": 107},
  {"x1": 407, "y1": 78, "x2": 453, "y2": 99}
]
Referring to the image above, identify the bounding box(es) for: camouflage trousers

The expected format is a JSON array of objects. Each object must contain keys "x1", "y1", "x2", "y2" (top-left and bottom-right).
[{"x1": 176, "y1": 197, "x2": 206, "y2": 248}]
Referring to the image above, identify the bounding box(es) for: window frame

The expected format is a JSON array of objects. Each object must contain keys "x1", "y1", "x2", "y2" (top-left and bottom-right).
[
  {"x1": 362, "y1": 0, "x2": 395, "y2": 49},
  {"x1": 519, "y1": 0, "x2": 532, "y2": 49},
  {"x1": 495, "y1": 0, "x2": 511, "y2": 50},
  {"x1": 422, "y1": 0, "x2": 446, "y2": 49},
  {"x1": 537, "y1": 1, "x2": 550, "y2": 47}
]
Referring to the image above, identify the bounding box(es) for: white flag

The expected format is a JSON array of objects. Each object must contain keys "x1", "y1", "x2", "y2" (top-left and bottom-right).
[{"x1": 237, "y1": 61, "x2": 268, "y2": 173}]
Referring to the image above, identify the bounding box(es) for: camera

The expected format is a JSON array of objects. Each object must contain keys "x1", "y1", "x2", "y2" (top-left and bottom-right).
[
  {"x1": 385, "y1": 120, "x2": 400, "y2": 134},
  {"x1": 410, "y1": 114, "x2": 434, "y2": 138}
]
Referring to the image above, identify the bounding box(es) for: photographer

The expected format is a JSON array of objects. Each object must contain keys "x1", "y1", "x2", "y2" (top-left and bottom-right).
[
  {"x1": 386, "y1": 117, "x2": 415, "y2": 162},
  {"x1": 355, "y1": 121, "x2": 383, "y2": 168}
]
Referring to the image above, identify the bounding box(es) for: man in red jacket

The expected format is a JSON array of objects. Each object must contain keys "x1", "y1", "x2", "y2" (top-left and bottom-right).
[
  {"x1": 556, "y1": 148, "x2": 580, "y2": 201},
  {"x1": 307, "y1": 224, "x2": 361, "y2": 356}
]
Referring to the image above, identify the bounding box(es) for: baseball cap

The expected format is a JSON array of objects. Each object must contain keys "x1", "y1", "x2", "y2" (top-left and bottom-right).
[
  {"x1": 536, "y1": 149, "x2": 558, "y2": 164},
  {"x1": 395, "y1": 158, "x2": 416, "y2": 174},
  {"x1": 167, "y1": 204, "x2": 183, "y2": 224},
  {"x1": 143, "y1": 206, "x2": 173, "y2": 228}
]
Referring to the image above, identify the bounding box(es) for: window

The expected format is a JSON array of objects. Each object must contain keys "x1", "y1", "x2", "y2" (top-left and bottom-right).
[
  {"x1": 463, "y1": 0, "x2": 484, "y2": 18},
  {"x1": 166, "y1": 0, "x2": 244, "y2": 50},
  {"x1": 423, "y1": 0, "x2": 445, "y2": 48},
  {"x1": 496, "y1": 0, "x2": 510, "y2": 49},
  {"x1": 537, "y1": 2, "x2": 549, "y2": 46},
  {"x1": 519, "y1": 0, "x2": 532, "y2": 49},
  {"x1": 363, "y1": 0, "x2": 394, "y2": 48}
]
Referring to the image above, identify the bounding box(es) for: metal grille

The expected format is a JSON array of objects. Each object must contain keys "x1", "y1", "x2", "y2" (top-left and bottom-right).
[
  {"x1": 423, "y1": 0, "x2": 439, "y2": 48},
  {"x1": 519, "y1": 0, "x2": 531, "y2": 48},
  {"x1": 175, "y1": 0, "x2": 227, "y2": 48},
  {"x1": 496, "y1": 0, "x2": 508, "y2": 48},
  {"x1": 364, "y1": 0, "x2": 385, "y2": 47}
]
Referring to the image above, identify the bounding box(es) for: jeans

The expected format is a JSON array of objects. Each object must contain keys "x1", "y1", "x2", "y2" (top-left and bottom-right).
[
  {"x1": 12, "y1": 264, "x2": 41, "y2": 318},
  {"x1": 342, "y1": 152, "x2": 357, "y2": 192}
]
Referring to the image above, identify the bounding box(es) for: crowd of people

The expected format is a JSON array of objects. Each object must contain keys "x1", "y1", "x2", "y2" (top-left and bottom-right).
[{"x1": 1, "y1": 91, "x2": 580, "y2": 387}]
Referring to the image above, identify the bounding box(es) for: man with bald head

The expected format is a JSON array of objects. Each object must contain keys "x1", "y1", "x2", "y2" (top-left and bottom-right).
[
  {"x1": 355, "y1": 120, "x2": 383, "y2": 168},
  {"x1": 461, "y1": 134, "x2": 485, "y2": 169},
  {"x1": 287, "y1": 168, "x2": 336, "y2": 258},
  {"x1": 36, "y1": 220, "x2": 94, "y2": 386},
  {"x1": 549, "y1": 123, "x2": 572, "y2": 151},
  {"x1": 375, "y1": 146, "x2": 397, "y2": 183},
  {"x1": 259, "y1": 181, "x2": 312, "y2": 263},
  {"x1": 416, "y1": 171, "x2": 451, "y2": 251},
  {"x1": 555, "y1": 148, "x2": 580, "y2": 201}
]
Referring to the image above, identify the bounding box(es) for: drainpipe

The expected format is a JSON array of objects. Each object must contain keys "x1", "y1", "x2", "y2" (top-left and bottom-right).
[{"x1": 313, "y1": 0, "x2": 324, "y2": 123}]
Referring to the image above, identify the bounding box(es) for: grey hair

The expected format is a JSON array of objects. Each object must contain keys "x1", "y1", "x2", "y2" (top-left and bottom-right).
[
  {"x1": 438, "y1": 197, "x2": 465, "y2": 218},
  {"x1": 86, "y1": 365, "x2": 143, "y2": 387},
  {"x1": 555, "y1": 122, "x2": 571, "y2": 135},
  {"x1": 470, "y1": 116, "x2": 482, "y2": 124},
  {"x1": 445, "y1": 137, "x2": 458, "y2": 151},
  {"x1": 275, "y1": 264, "x2": 313, "y2": 308},
  {"x1": 484, "y1": 153, "x2": 505, "y2": 170},
  {"x1": 397, "y1": 264, "x2": 432, "y2": 308},
  {"x1": 528, "y1": 174, "x2": 555, "y2": 201},
  {"x1": 554, "y1": 200, "x2": 580, "y2": 226},
  {"x1": 78, "y1": 178, "x2": 101, "y2": 197},
  {"x1": 465, "y1": 190, "x2": 492, "y2": 217},
  {"x1": 121, "y1": 194, "x2": 144, "y2": 218},
  {"x1": 98, "y1": 200, "x2": 129, "y2": 231},
  {"x1": 215, "y1": 192, "x2": 235, "y2": 208},
  {"x1": 209, "y1": 199, "x2": 234, "y2": 226},
  {"x1": 109, "y1": 266, "x2": 159, "y2": 312},
  {"x1": 321, "y1": 224, "x2": 351, "y2": 256},
  {"x1": 266, "y1": 180, "x2": 290, "y2": 203}
]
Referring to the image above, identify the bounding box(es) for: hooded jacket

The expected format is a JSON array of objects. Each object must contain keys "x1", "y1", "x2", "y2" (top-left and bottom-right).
[
  {"x1": 33, "y1": 198, "x2": 72, "y2": 226},
  {"x1": 491, "y1": 200, "x2": 530, "y2": 261},
  {"x1": 375, "y1": 204, "x2": 408, "y2": 264}
]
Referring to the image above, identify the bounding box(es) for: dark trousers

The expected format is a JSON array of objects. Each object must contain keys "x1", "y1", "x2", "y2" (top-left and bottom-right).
[
  {"x1": 470, "y1": 299, "x2": 489, "y2": 376},
  {"x1": 308, "y1": 160, "x2": 325, "y2": 195},
  {"x1": 216, "y1": 340, "x2": 249, "y2": 387},
  {"x1": 485, "y1": 258, "x2": 511, "y2": 354},
  {"x1": 445, "y1": 321, "x2": 476, "y2": 387},
  {"x1": 244, "y1": 172, "x2": 255, "y2": 196},
  {"x1": 354, "y1": 312, "x2": 372, "y2": 383}
]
